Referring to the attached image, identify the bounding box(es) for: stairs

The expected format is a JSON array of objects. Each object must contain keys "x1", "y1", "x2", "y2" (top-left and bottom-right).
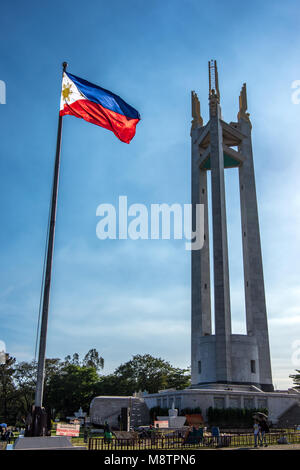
[{"x1": 130, "y1": 399, "x2": 150, "y2": 428}]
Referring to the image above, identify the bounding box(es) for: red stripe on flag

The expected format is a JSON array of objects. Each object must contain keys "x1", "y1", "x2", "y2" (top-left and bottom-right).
[{"x1": 60, "y1": 99, "x2": 139, "y2": 144}]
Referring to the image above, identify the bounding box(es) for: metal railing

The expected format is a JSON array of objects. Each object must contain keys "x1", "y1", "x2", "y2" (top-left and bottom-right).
[{"x1": 88, "y1": 431, "x2": 300, "y2": 450}]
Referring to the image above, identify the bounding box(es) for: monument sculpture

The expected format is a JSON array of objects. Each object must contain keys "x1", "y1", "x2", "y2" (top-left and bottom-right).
[
  {"x1": 191, "y1": 60, "x2": 273, "y2": 391},
  {"x1": 156, "y1": 402, "x2": 186, "y2": 428}
]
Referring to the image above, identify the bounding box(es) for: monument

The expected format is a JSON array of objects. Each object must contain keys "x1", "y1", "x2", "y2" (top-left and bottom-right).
[
  {"x1": 191, "y1": 60, "x2": 273, "y2": 391},
  {"x1": 142, "y1": 61, "x2": 300, "y2": 425},
  {"x1": 156, "y1": 401, "x2": 186, "y2": 428}
]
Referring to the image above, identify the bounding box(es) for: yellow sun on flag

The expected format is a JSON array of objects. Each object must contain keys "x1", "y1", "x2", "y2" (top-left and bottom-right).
[{"x1": 62, "y1": 83, "x2": 73, "y2": 102}]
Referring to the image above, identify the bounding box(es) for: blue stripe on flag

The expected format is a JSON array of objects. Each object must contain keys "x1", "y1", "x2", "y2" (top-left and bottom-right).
[{"x1": 66, "y1": 72, "x2": 140, "y2": 120}]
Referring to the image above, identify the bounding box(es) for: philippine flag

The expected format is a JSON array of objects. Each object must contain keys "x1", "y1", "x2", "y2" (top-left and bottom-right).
[{"x1": 60, "y1": 72, "x2": 140, "y2": 144}]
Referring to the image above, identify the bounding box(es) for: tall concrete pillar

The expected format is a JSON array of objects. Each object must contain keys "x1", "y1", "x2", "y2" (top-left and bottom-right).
[
  {"x1": 191, "y1": 92, "x2": 212, "y2": 385},
  {"x1": 209, "y1": 89, "x2": 232, "y2": 383},
  {"x1": 237, "y1": 84, "x2": 273, "y2": 391}
]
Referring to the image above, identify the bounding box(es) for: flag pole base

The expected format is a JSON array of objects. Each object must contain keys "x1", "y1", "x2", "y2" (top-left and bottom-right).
[{"x1": 25, "y1": 406, "x2": 51, "y2": 437}]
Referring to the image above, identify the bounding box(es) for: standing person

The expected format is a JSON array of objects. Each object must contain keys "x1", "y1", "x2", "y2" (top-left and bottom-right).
[
  {"x1": 103, "y1": 422, "x2": 112, "y2": 445},
  {"x1": 253, "y1": 419, "x2": 261, "y2": 448},
  {"x1": 1, "y1": 427, "x2": 6, "y2": 441},
  {"x1": 259, "y1": 418, "x2": 269, "y2": 447},
  {"x1": 5, "y1": 428, "x2": 14, "y2": 444},
  {"x1": 182, "y1": 426, "x2": 192, "y2": 445},
  {"x1": 83, "y1": 428, "x2": 89, "y2": 444},
  {"x1": 211, "y1": 426, "x2": 221, "y2": 447},
  {"x1": 147, "y1": 424, "x2": 154, "y2": 437}
]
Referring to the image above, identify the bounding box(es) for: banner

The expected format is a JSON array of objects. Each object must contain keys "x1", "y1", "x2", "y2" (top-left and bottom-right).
[{"x1": 56, "y1": 423, "x2": 80, "y2": 437}]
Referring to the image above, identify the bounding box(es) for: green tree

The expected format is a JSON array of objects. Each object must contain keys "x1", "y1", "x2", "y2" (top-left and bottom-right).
[
  {"x1": 64, "y1": 353, "x2": 80, "y2": 366},
  {"x1": 14, "y1": 358, "x2": 63, "y2": 422},
  {"x1": 114, "y1": 354, "x2": 190, "y2": 394},
  {"x1": 45, "y1": 363, "x2": 100, "y2": 418},
  {"x1": 83, "y1": 348, "x2": 104, "y2": 372},
  {"x1": 14, "y1": 360, "x2": 36, "y2": 418},
  {"x1": 12, "y1": 350, "x2": 104, "y2": 421},
  {"x1": 94, "y1": 374, "x2": 133, "y2": 396},
  {"x1": 166, "y1": 366, "x2": 192, "y2": 390},
  {"x1": 290, "y1": 370, "x2": 300, "y2": 389},
  {"x1": 0, "y1": 350, "x2": 191, "y2": 425},
  {"x1": 63, "y1": 349, "x2": 104, "y2": 372},
  {"x1": 0, "y1": 354, "x2": 18, "y2": 424}
]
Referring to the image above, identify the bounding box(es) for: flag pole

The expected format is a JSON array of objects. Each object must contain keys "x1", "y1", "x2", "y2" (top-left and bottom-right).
[{"x1": 30, "y1": 61, "x2": 67, "y2": 436}]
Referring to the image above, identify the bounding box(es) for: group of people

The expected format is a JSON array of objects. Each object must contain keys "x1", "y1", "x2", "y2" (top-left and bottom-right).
[
  {"x1": 0, "y1": 427, "x2": 14, "y2": 443},
  {"x1": 253, "y1": 417, "x2": 270, "y2": 447}
]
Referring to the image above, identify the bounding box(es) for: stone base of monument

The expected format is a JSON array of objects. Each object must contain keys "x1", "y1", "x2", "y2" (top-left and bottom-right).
[
  {"x1": 156, "y1": 402, "x2": 187, "y2": 428},
  {"x1": 156, "y1": 416, "x2": 186, "y2": 428},
  {"x1": 13, "y1": 436, "x2": 86, "y2": 450},
  {"x1": 143, "y1": 385, "x2": 300, "y2": 426}
]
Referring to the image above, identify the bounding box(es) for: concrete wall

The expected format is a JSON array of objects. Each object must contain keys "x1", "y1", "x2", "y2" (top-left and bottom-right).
[
  {"x1": 194, "y1": 334, "x2": 260, "y2": 386},
  {"x1": 143, "y1": 389, "x2": 300, "y2": 425},
  {"x1": 231, "y1": 335, "x2": 259, "y2": 384},
  {"x1": 197, "y1": 336, "x2": 216, "y2": 383},
  {"x1": 90, "y1": 396, "x2": 150, "y2": 428}
]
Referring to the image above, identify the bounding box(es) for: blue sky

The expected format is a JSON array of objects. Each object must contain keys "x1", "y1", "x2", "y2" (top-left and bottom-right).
[{"x1": 0, "y1": 0, "x2": 299, "y2": 389}]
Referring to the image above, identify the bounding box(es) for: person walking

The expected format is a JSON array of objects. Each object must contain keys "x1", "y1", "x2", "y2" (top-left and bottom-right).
[
  {"x1": 253, "y1": 419, "x2": 260, "y2": 447},
  {"x1": 259, "y1": 418, "x2": 269, "y2": 447}
]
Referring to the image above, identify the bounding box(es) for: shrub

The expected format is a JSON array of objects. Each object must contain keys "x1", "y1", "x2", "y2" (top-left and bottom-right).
[
  {"x1": 207, "y1": 407, "x2": 268, "y2": 427},
  {"x1": 180, "y1": 407, "x2": 202, "y2": 416},
  {"x1": 149, "y1": 407, "x2": 169, "y2": 421}
]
